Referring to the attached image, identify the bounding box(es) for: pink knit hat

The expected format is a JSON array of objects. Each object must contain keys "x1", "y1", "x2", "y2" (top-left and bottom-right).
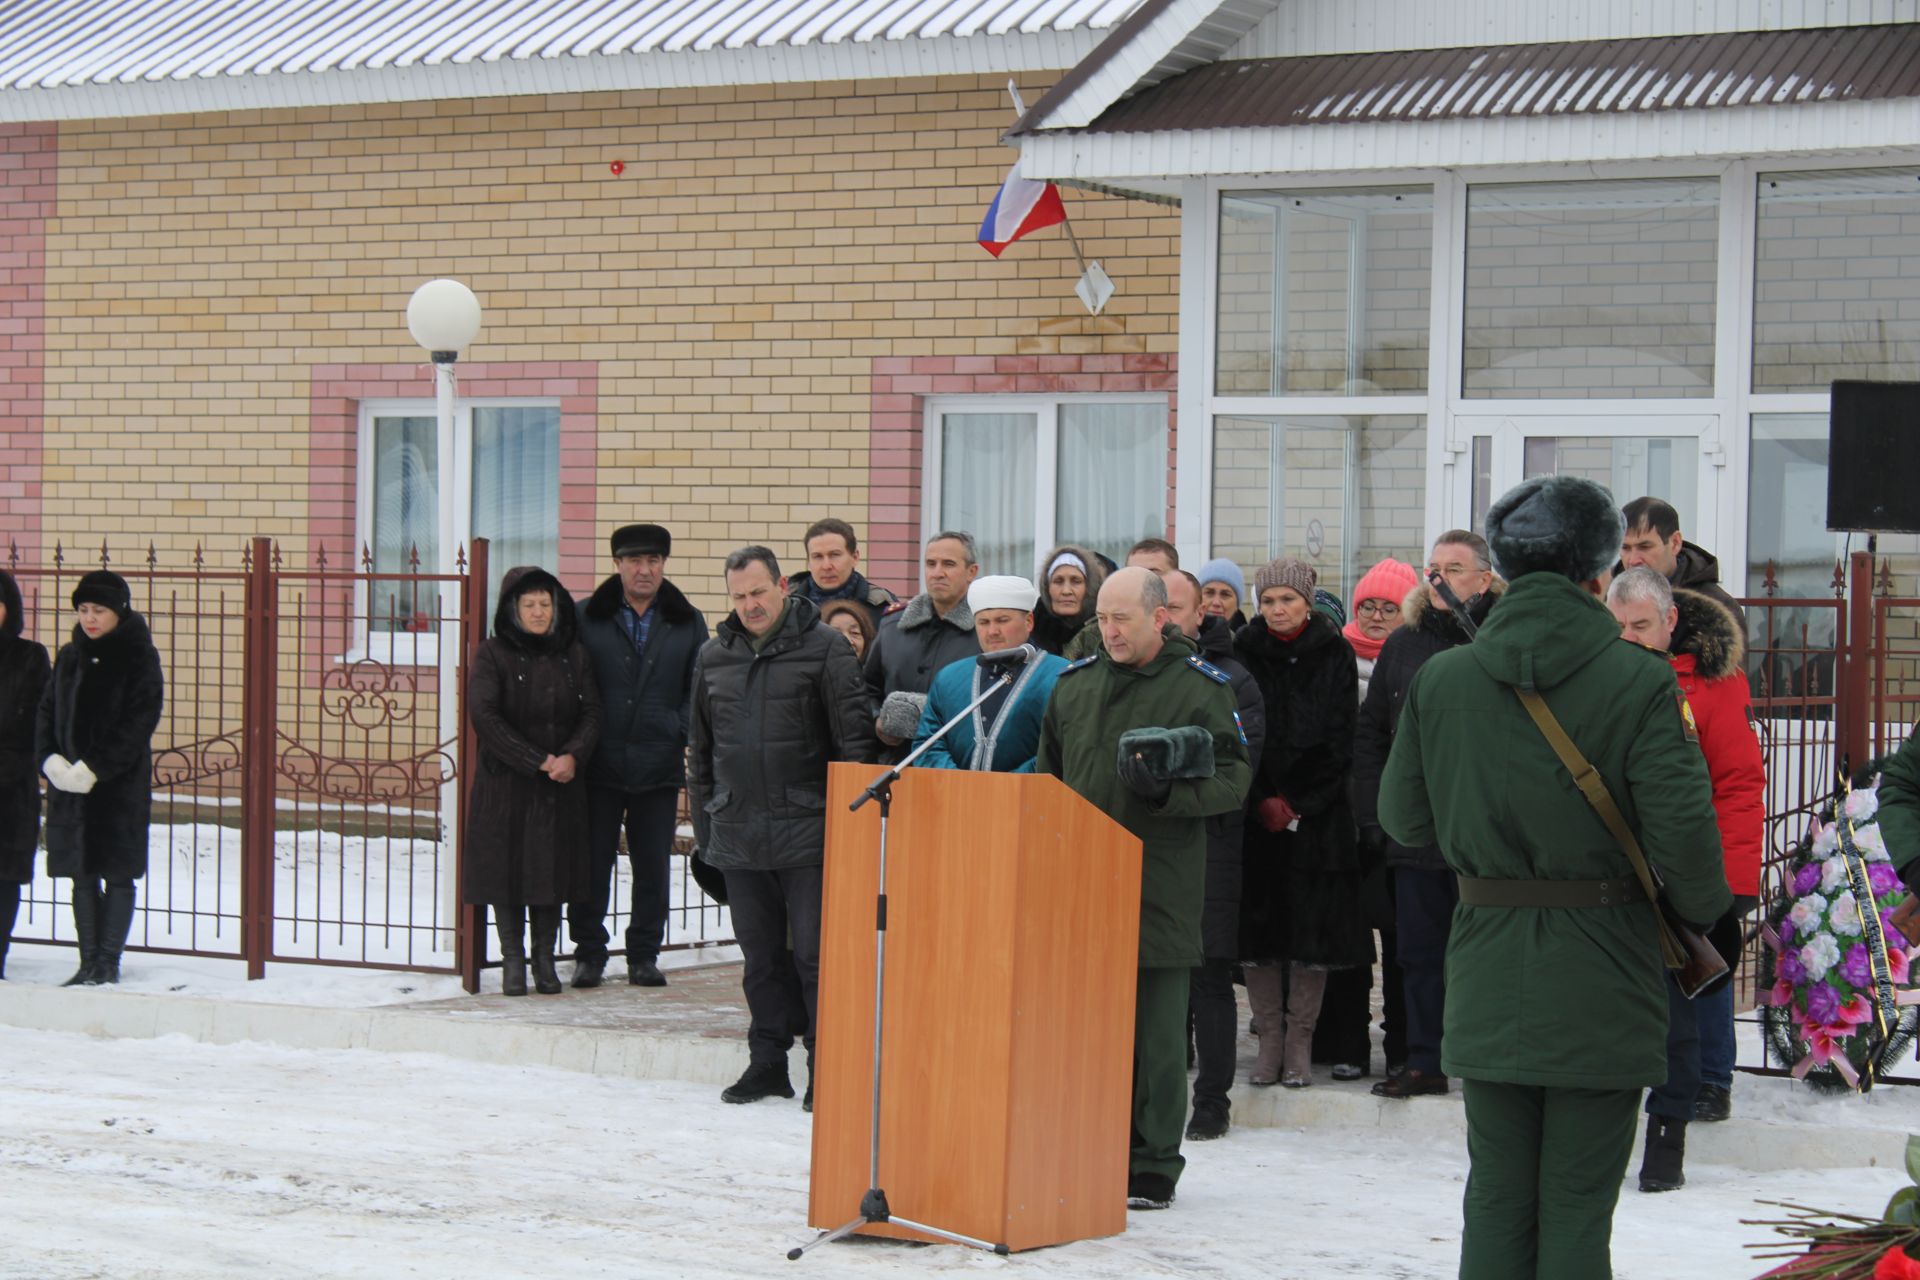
[{"x1": 1351, "y1": 558, "x2": 1421, "y2": 614}]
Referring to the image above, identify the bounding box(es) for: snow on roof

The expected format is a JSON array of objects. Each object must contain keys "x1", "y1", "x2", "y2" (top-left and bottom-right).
[{"x1": 0, "y1": 0, "x2": 1143, "y2": 89}]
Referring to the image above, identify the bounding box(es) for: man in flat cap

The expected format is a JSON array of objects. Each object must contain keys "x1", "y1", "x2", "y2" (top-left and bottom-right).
[
  {"x1": 1036, "y1": 566, "x2": 1251, "y2": 1212},
  {"x1": 570, "y1": 523, "x2": 709, "y2": 989},
  {"x1": 1378, "y1": 475, "x2": 1730, "y2": 1280},
  {"x1": 908, "y1": 576, "x2": 1067, "y2": 773}
]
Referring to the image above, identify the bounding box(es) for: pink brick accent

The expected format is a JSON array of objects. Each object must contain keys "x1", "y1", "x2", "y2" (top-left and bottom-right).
[
  {"x1": 0, "y1": 123, "x2": 54, "y2": 564},
  {"x1": 308, "y1": 362, "x2": 600, "y2": 598},
  {"x1": 865, "y1": 354, "x2": 1180, "y2": 597}
]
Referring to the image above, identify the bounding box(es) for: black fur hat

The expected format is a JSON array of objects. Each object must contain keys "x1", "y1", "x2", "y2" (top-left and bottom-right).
[{"x1": 1485, "y1": 475, "x2": 1625, "y2": 583}]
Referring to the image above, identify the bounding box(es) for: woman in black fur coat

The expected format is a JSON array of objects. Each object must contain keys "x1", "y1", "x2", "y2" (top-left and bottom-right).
[
  {"x1": 0, "y1": 569, "x2": 51, "y2": 979},
  {"x1": 35, "y1": 570, "x2": 164, "y2": 986}
]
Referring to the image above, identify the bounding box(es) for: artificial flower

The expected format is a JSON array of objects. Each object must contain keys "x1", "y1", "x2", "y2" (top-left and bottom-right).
[
  {"x1": 1790, "y1": 893, "x2": 1831, "y2": 934},
  {"x1": 1832, "y1": 890, "x2": 1866, "y2": 937},
  {"x1": 1801, "y1": 932, "x2": 1842, "y2": 983},
  {"x1": 1823, "y1": 856, "x2": 1853, "y2": 895},
  {"x1": 1847, "y1": 785, "x2": 1882, "y2": 823}
]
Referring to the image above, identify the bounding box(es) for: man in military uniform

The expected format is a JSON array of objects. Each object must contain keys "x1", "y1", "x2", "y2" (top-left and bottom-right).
[
  {"x1": 1379, "y1": 476, "x2": 1730, "y2": 1280},
  {"x1": 1035, "y1": 566, "x2": 1251, "y2": 1212}
]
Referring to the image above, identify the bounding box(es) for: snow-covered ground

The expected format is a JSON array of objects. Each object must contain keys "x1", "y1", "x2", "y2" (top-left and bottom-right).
[
  {"x1": 0, "y1": 1025, "x2": 1905, "y2": 1280},
  {"x1": 11, "y1": 820, "x2": 730, "y2": 970}
]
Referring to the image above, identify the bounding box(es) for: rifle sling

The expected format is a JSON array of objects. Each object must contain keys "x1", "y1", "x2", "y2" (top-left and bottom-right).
[{"x1": 1512, "y1": 686, "x2": 1685, "y2": 969}]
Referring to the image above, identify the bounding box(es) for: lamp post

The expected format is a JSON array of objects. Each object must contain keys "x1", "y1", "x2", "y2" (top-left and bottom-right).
[
  {"x1": 406, "y1": 279, "x2": 482, "y2": 954},
  {"x1": 405, "y1": 279, "x2": 483, "y2": 582}
]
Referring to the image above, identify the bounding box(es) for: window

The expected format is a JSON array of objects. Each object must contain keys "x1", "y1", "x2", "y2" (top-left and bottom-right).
[
  {"x1": 1464, "y1": 178, "x2": 1719, "y2": 399},
  {"x1": 925, "y1": 399, "x2": 1168, "y2": 579},
  {"x1": 1520, "y1": 435, "x2": 1698, "y2": 511},
  {"x1": 1217, "y1": 187, "x2": 1433, "y2": 396},
  {"x1": 1754, "y1": 167, "x2": 1920, "y2": 393},
  {"x1": 359, "y1": 401, "x2": 560, "y2": 653},
  {"x1": 1210, "y1": 415, "x2": 1426, "y2": 601}
]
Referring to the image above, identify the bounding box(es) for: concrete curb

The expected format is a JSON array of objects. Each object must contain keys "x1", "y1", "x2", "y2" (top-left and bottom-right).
[{"x1": 0, "y1": 983, "x2": 1907, "y2": 1174}]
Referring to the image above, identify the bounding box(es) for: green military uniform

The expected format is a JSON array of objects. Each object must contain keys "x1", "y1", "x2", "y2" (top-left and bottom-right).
[
  {"x1": 1036, "y1": 627, "x2": 1251, "y2": 1188},
  {"x1": 1380, "y1": 572, "x2": 1730, "y2": 1280},
  {"x1": 1873, "y1": 731, "x2": 1920, "y2": 879}
]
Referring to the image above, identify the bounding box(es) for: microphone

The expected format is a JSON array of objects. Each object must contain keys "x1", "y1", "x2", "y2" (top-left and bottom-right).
[{"x1": 978, "y1": 643, "x2": 1037, "y2": 668}]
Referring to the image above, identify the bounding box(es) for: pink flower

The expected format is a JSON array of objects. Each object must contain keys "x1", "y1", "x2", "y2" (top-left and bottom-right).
[{"x1": 1838, "y1": 993, "x2": 1876, "y2": 1025}]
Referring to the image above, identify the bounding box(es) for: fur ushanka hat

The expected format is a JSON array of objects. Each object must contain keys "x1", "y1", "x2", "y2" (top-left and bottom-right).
[{"x1": 1484, "y1": 475, "x2": 1625, "y2": 583}]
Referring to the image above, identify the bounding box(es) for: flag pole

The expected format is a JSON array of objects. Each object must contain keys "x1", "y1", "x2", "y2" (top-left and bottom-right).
[{"x1": 1059, "y1": 213, "x2": 1090, "y2": 277}]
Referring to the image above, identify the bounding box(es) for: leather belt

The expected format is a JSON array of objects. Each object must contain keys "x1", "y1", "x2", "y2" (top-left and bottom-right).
[{"x1": 1456, "y1": 876, "x2": 1649, "y2": 908}]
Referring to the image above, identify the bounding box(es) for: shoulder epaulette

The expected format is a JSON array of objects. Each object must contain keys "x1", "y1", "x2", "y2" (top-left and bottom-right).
[
  {"x1": 1186, "y1": 655, "x2": 1231, "y2": 684},
  {"x1": 1061, "y1": 655, "x2": 1099, "y2": 675},
  {"x1": 882, "y1": 600, "x2": 907, "y2": 616}
]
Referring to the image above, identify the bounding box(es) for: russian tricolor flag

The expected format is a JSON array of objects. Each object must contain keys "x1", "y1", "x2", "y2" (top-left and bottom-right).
[{"x1": 978, "y1": 163, "x2": 1067, "y2": 258}]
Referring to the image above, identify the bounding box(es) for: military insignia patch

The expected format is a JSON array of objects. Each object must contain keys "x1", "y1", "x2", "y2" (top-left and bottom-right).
[
  {"x1": 1678, "y1": 693, "x2": 1700, "y2": 743},
  {"x1": 1186, "y1": 655, "x2": 1231, "y2": 684},
  {"x1": 1062, "y1": 655, "x2": 1099, "y2": 675},
  {"x1": 1231, "y1": 709, "x2": 1249, "y2": 746}
]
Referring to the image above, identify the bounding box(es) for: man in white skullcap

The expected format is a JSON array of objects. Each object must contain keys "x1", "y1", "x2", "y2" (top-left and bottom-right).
[{"x1": 907, "y1": 576, "x2": 1070, "y2": 773}]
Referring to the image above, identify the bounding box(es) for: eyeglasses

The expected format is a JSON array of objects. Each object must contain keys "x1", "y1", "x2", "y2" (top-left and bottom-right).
[{"x1": 1356, "y1": 600, "x2": 1400, "y2": 619}]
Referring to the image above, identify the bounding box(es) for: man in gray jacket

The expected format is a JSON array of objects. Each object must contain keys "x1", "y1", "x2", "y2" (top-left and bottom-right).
[
  {"x1": 863, "y1": 530, "x2": 981, "y2": 761},
  {"x1": 689, "y1": 545, "x2": 880, "y2": 1108}
]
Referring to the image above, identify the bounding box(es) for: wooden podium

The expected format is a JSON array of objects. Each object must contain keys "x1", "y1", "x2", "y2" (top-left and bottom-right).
[{"x1": 807, "y1": 762, "x2": 1143, "y2": 1253}]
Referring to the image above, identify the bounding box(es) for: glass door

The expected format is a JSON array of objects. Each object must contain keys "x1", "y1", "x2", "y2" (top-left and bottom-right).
[{"x1": 1452, "y1": 416, "x2": 1719, "y2": 546}]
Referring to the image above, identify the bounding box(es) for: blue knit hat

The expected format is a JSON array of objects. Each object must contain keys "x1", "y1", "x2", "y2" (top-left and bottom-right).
[{"x1": 1195, "y1": 557, "x2": 1245, "y2": 603}]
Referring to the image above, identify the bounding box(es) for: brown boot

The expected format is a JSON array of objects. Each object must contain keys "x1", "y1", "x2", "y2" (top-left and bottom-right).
[
  {"x1": 1281, "y1": 965, "x2": 1328, "y2": 1088},
  {"x1": 1244, "y1": 964, "x2": 1287, "y2": 1086}
]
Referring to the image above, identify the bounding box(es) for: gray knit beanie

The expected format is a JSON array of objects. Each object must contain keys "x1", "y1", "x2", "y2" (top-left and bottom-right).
[{"x1": 1252, "y1": 556, "x2": 1316, "y2": 599}]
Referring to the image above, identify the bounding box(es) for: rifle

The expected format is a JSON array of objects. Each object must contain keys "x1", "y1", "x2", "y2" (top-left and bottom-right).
[{"x1": 1426, "y1": 570, "x2": 1480, "y2": 639}]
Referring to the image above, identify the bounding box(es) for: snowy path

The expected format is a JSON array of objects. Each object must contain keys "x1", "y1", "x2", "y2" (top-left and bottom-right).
[{"x1": 0, "y1": 1027, "x2": 1902, "y2": 1280}]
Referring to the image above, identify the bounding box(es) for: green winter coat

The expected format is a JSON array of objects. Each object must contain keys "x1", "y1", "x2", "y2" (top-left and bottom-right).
[
  {"x1": 1036, "y1": 629, "x2": 1252, "y2": 968},
  {"x1": 1378, "y1": 573, "x2": 1731, "y2": 1090},
  {"x1": 1874, "y1": 730, "x2": 1920, "y2": 880}
]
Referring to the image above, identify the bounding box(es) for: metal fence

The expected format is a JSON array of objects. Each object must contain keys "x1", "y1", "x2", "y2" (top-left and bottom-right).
[
  {"x1": 9, "y1": 536, "x2": 731, "y2": 993},
  {"x1": 1741, "y1": 551, "x2": 1920, "y2": 1083}
]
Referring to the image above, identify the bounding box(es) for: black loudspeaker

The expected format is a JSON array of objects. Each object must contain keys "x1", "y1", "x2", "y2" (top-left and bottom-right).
[{"x1": 1828, "y1": 380, "x2": 1920, "y2": 533}]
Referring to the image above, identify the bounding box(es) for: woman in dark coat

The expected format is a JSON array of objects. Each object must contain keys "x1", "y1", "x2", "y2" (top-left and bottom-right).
[
  {"x1": 0, "y1": 570, "x2": 51, "y2": 979},
  {"x1": 1031, "y1": 543, "x2": 1106, "y2": 655},
  {"x1": 1233, "y1": 556, "x2": 1369, "y2": 1088},
  {"x1": 467, "y1": 566, "x2": 601, "y2": 996},
  {"x1": 35, "y1": 570, "x2": 164, "y2": 986}
]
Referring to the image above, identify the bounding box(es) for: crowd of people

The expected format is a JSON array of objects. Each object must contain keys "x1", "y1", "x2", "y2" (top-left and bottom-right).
[{"x1": 0, "y1": 485, "x2": 1769, "y2": 1274}]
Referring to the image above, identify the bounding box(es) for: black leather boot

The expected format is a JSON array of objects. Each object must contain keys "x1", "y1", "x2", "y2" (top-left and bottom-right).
[
  {"x1": 1638, "y1": 1115, "x2": 1687, "y2": 1192},
  {"x1": 495, "y1": 906, "x2": 527, "y2": 997},
  {"x1": 529, "y1": 907, "x2": 563, "y2": 995},
  {"x1": 93, "y1": 881, "x2": 137, "y2": 985},
  {"x1": 62, "y1": 880, "x2": 101, "y2": 986},
  {"x1": 0, "y1": 880, "x2": 19, "y2": 980}
]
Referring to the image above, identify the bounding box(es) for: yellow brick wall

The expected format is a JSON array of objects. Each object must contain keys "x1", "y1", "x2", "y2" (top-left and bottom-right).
[{"x1": 34, "y1": 74, "x2": 1181, "y2": 615}]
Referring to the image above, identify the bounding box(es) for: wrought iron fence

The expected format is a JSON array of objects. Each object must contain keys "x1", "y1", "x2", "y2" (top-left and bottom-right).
[{"x1": 7, "y1": 535, "x2": 733, "y2": 994}]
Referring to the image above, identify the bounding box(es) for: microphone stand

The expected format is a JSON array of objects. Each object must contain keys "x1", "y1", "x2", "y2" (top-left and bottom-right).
[{"x1": 789, "y1": 655, "x2": 1030, "y2": 1260}]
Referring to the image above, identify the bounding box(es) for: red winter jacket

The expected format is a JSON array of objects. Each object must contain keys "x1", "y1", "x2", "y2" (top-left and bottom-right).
[{"x1": 1669, "y1": 590, "x2": 1766, "y2": 896}]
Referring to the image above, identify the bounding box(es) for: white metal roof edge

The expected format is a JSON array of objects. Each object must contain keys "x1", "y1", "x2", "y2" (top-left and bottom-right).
[
  {"x1": 0, "y1": 24, "x2": 1098, "y2": 122},
  {"x1": 1027, "y1": 0, "x2": 1272, "y2": 130},
  {"x1": 1014, "y1": 97, "x2": 1920, "y2": 181}
]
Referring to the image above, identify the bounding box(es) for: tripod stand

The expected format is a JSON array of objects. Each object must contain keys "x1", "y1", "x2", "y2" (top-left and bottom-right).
[{"x1": 788, "y1": 651, "x2": 1036, "y2": 1260}]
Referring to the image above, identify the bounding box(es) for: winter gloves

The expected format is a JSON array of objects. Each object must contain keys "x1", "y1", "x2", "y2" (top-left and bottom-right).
[
  {"x1": 877, "y1": 691, "x2": 927, "y2": 742},
  {"x1": 1257, "y1": 795, "x2": 1300, "y2": 833},
  {"x1": 42, "y1": 755, "x2": 97, "y2": 794},
  {"x1": 1116, "y1": 726, "x2": 1217, "y2": 803}
]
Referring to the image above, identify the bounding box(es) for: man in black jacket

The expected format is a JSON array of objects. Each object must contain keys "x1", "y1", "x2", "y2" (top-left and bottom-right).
[
  {"x1": 690, "y1": 546, "x2": 880, "y2": 1107},
  {"x1": 1620, "y1": 496, "x2": 1745, "y2": 630},
  {"x1": 1165, "y1": 570, "x2": 1264, "y2": 1140},
  {"x1": 569, "y1": 523, "x2": 710, "y2": 989},
  {"x1": 784, "y1": 517, "x2": 898, "y2": 631},
  {"x1": 1353, "y1": 531, "x2": 1502, "y2": 1100}
]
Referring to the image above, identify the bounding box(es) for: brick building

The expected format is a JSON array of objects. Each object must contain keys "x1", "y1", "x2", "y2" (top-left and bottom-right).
[
  {"x1": 1017, "y1": 0, "x2": 1920, "y2": 605},
  {"x1": 0, "y1": 0, "x2": 1182, "y2": 620}
]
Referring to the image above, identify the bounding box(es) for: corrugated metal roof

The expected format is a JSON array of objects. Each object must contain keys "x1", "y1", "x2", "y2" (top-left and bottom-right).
[
  {"x1": 0, "y1": 0, "x2": 1143, "y2": 89},
  {"x1": 1066, "y1": 22, "x2": 1920, "y2": 134}
]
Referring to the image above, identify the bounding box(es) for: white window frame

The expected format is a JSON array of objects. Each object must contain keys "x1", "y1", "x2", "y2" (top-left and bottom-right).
[
  {"x1": 1180, "y1": 147, "x2": 1920, "y2": 582},
  {"x1": 352, "y1": 396, "x2": 559, "y2": 665},
  {"x1": 919, "y1": 394, "x2": 1170, "y2": 572}
]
